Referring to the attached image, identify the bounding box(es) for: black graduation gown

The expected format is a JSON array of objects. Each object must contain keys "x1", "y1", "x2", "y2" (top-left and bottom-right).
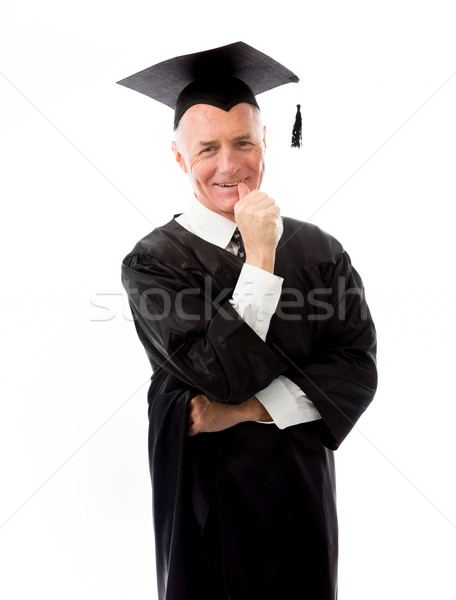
[{"x1": 121, "y1": 216, "x2": 377, "y2": 600}]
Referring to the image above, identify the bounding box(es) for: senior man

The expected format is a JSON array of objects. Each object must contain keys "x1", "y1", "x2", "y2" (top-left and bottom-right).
[{"x1": 120, "y1": 42, "x2": 377, "y2": 600}]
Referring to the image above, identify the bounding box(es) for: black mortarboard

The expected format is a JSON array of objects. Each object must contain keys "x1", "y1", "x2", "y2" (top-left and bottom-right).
[{"x1": 117, "y1": 41, "x2": 302, "y2": 147}]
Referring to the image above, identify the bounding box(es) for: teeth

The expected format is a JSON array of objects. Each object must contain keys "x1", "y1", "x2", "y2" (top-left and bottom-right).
[{"x1": 217, "y1": 178, "x2": 246, "y2": 187}]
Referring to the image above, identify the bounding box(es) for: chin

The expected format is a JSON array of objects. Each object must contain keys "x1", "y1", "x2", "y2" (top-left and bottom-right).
[
  {"x1": 207, "y1": 191, "x2": 238, "y2": 206},
  {"x1": 215, "y1": 202, "x2": 238, "y2": 215}
]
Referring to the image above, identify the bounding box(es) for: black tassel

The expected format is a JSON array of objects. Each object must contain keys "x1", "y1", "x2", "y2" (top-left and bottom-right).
[{"x1": 291, "y1": 104, "x2": 302, "y2": 148}]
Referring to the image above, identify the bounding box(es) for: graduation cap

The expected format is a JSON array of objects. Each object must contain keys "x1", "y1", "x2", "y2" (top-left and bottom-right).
[{"x1": 117, "y1": 41, "x2": 303, "y2": 148}]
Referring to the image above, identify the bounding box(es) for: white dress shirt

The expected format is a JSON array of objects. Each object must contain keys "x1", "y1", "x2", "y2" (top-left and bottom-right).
[{"x1": 175, "y1": 199, "x2": 321, "y2": 428}]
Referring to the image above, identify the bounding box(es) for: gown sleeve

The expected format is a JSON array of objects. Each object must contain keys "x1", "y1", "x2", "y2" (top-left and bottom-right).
[
  {"x1": 281, "y1": 250, "x2": 378, "y2": 449},
  {"x1": 121, "y1": 251, "x2": 288, "y2": 405}
]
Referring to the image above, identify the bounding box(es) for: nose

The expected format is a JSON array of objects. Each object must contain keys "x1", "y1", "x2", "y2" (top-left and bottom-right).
[{"x1": 217, "y1": 146, "x2": 240, "y2": 177}]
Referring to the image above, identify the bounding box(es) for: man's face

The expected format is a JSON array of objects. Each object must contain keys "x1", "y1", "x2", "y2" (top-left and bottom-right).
[{"x1": 172, "y1": 103, "x2": 266, "y2": 221}]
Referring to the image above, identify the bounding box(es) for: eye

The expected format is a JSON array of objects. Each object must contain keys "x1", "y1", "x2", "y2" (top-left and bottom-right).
[
  {"x1": 201, "y1": 146, "x2": 215, "y2": 153},
  {"x1": 237, "y1": 141, "x2": 249, "y2": 147}
]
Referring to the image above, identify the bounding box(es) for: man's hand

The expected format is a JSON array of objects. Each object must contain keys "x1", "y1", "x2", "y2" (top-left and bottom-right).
[
  {"x1": 234, "y1": 182, "x2": 280, "y2": 273},
  {"x1": 187, "y1": 394, "x2": 272, "y2": 436}
]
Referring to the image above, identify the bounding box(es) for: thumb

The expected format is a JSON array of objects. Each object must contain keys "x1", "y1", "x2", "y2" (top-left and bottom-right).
[{"x1": 237, "y1": 181, "x2": 251, "y2": 200}]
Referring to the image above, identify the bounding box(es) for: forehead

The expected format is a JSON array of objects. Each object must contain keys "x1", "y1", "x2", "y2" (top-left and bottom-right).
[{"x1": 178, "y1": 103, "x2": 262, "y2": 145}]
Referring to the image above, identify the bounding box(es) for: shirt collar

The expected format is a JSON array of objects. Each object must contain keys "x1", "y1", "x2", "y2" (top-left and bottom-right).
[{"x1": 185, "y1": 199, "x2": 238, "y2": 249}]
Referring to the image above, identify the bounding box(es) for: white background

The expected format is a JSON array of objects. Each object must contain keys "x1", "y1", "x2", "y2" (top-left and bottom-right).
[{"x1": 1, "y1": 1, "x2": 455, "y2": 598}]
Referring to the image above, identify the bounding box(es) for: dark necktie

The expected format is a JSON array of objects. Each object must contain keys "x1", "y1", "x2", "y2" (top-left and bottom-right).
[{"x1": 231, "y1": 227, "x2": 246, "y2": 262}]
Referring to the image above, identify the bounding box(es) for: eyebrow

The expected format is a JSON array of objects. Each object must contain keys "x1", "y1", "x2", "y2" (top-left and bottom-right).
[
  {"x1": 233, "y1": 133, "x2": 252, "y2": 142},
  {"x1": 198, "y1": 133, "x2": 253, "y2": 147}
]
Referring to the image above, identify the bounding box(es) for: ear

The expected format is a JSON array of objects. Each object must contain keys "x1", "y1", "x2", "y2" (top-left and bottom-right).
[
  {"x1": 262, "y1": 125, "x2": 267, "y2": 151},
  {"x1": 171, "y1": 140, "x2": 188, "y2": 174}
]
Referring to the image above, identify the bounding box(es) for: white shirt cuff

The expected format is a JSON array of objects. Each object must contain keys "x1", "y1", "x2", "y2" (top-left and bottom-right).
[
  {"x1": 255, "y1": 376, "x2": 322, "y2": 429},
  {"x1": 229, "y1": 263, "x2": 283, "y2": 341}
]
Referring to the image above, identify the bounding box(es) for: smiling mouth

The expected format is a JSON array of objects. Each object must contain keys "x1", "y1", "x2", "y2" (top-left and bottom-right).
[{"x1": 215, "y1": 178, "x2": 247, "y2": 187}]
